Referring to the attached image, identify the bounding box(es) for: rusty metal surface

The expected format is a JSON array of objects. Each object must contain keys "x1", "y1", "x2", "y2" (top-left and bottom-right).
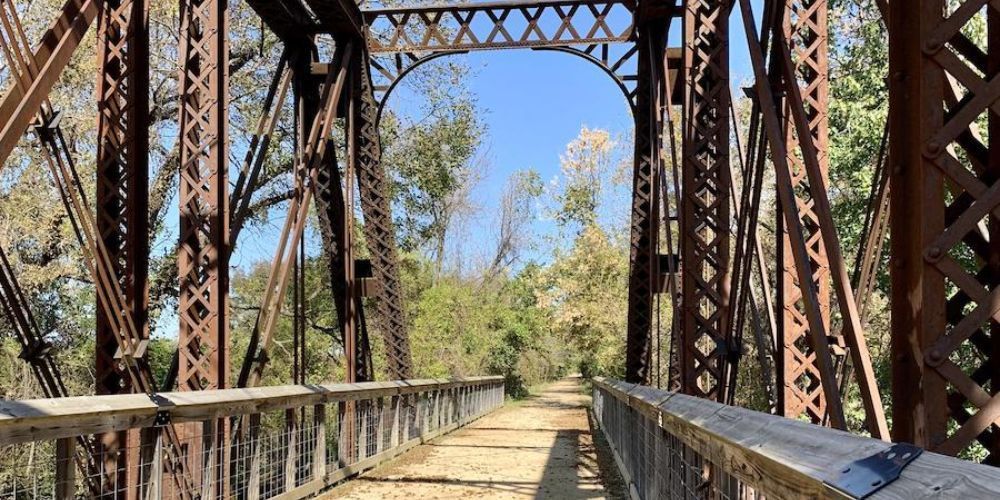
[
  {"x1": 774, "y1": 0, "x2": 837, "y2": 425},
  {"x1": 0, "y1": 0, "x2": 98, "y2": 167},
  {"x1": 362, "y1": 0, "x2": 638, "y2": 53},
  {"x1": 95, "y1": 0, "x2": 150, "y2": 494},
  {"x1": 353, "y1": 54, "x2": 413, "y2": 380},
  {"x1": 678, "y1": 0, "x2": 730, "y2": 399},
  {"x1": 624, "y1": 19, "x2": 663, "y2": 384},
  {"x1": 889, "y1": 0, "x2": 1000, "y2": 460},
  {"x1": 177, "y1": 0, "x2": 229, "y2": 392}
]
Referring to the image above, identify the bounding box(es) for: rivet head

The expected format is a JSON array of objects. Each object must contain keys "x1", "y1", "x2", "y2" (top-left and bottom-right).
[
  {"x1": 924, "y1": 39, "x2": 943, "y2": 54},
  {"x1": 893, "y1": 164, "x2": 903, "y2": 175},
  {"x1": 925, "y1": 141, "x2": 943, "y2": 158},
  {"x1": 925, "y1": 246, "x2": 943, "y2": 262},
  {"x1": 927, "y1": 348, "x2": 945, "y2": 366}
]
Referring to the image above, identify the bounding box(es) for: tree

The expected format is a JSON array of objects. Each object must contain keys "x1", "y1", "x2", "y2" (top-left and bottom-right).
[
  {"x1": 381, "y1": 64, "x2": 486, "y2": 275},
  {"x1": 484, "y1": 169, "x2": 543, "y2": 282}
]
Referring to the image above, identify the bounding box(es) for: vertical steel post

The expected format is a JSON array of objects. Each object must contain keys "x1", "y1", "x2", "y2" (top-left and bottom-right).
[
  {"x1": 679, "y1": 0, "x2": 731, "y2": 399},
  {"x1": 889, "y1": 0, "x2": 1000, "y2": 459},
  {"x1": 178, "y1": 0, "x2": 228, "y2": 495},
  {"x1": 95, "y1": 0, "x2": 149, "y2": 495},
  {"x1": 355, "y1": 50, "x2": 412, "y2": 380},
  {"x1": 177, "y1": 0, "x2": 229, "y2": 392},
  {"x1": 625, "y1": 16, "x2": 666, "y2": 385},
  {"x1": 774, "y1": 0, "x2": 838, "y2": 424}
]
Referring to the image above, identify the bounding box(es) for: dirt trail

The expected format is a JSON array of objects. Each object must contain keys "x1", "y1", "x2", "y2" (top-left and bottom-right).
[{"x1": 325, "y1": 377, "x2": 622, "y2": 499}]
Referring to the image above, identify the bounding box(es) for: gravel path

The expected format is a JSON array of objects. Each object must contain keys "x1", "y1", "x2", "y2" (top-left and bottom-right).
[{"x1": 324, "y1": 377, "x2": 622, "y2": 499}]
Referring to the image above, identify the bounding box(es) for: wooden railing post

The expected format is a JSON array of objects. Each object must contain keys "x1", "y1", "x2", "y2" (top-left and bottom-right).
[
  {"x1": 284, "y1": 410, "x2": 298, "y2": 492},
  {"x1": 55, "y1": 437, "x2": 75, "y2": 500},
  {"x1": 390, "y1": 395, "x2": 401, "y2": 449},
  {"x1": 139, "y1": 426, "x2": 163, "y2": 500},
  {"x1": 313, "y1": 404, "x2": 326, "y2": 481},
  {"x1": 247, "y1": 414, "x2": 262, "y2": 500}
]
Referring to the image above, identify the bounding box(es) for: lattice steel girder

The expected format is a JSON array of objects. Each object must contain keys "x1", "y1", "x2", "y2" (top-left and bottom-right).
[
  {"x1": 678, "y1": 0, "x2": 731, "y2": 400},
  {"x1": 361, "y1": 0, "x2": 651, "y2": 54},
  {"x1": 96, "y1": 0, "x2": 150, "y2": 398},
  {"x1": 889, "y1": 0, "x2": 1000, "y2": 460},
  {"x1": 0, "y1": 0, "x2": 98, "y2": 168},
  {"x1": 178, "y1": 0, "x2": 229, "y2": 392},
  {"x1": 95, "y1": 0, "x2": 149, "y2": 495},
  {"x1": 353, "y1": 53, "x2": 414, "y2": 380},
  {"x1": 624, "y1": 17, "x2": 666, "y2": 385},
  {"x1": 774, "y1": 0, "x2": 836, "y2": 425}
]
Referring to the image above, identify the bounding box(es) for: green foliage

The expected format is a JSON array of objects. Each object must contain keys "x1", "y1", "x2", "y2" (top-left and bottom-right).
[{"x1": 538, "y1": 224, "x2": 628, "y2": 379}]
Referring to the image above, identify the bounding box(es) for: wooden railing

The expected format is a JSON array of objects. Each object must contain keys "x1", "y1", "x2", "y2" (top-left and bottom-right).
[
  {"x1": 592, "y1": 377, "x2": 1000, "y2": 499},
  {"x1": 0, "y1": 377, "x2": 505, "y2": 499}
]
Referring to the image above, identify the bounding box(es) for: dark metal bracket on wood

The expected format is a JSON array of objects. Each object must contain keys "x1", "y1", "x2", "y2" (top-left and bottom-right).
[{"x1": 825, "y1": 443, "x2": 923, "y2": 498}]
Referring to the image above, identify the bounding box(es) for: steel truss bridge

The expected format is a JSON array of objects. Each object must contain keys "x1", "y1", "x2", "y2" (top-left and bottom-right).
[{"x1": 1, "y1": 0, "x2": 1000, "y2": 497}]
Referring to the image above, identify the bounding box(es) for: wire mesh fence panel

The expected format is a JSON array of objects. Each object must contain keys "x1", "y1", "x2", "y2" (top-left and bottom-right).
[
  {"x1": 0, "y1": 378, "x2": 505, "y2": 500},
  {"x1": 594, "y1": 382, "x2": 760, "y2": 500}
]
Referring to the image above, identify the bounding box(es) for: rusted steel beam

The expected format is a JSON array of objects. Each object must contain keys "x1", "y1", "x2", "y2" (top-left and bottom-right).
[
  {"x1": 244, "y1": 0, "x2": 315, "y2": 43},
  {"x1": 774, "y1": 0, "x2": 838, "y2": 426},
  {"x1": 889, "y1": 0, "x2": 1000, "y2": 460},
  {"x1": 177, "y1": 1, "x2": 229, "y2": 492},
  {"x1": 736, "y1": 0, "x2": 846, "y2": 429},
  {"x1": 230, "y1": 52, "x2": 292, "y2": 246},
  {"x1": 95, "y1": 0, "x2": 150, "y2": 495},
  {"x1": 177, "y1": 0, "x2": 229, "y2": 393},
  {"x1": 353, "y1": 54, "x2": 413, "y2": 380},
  {"x1": 1, "y1": 3, "x2": 198, "y2": 494},
  {"x1": 302, "y1": 0, "x2": 364, "y2": 39},
  {"x1": 770, "y1": 5, "x2": 888, "y2": 440},
  {"x1": 361, "y1": 0, "x2": 640, "y2": 54},
  {"x1": 238, "y1": 42, "x2": 354, "y2": 388},
  {"x1": 0, "y1": 0, "x2": 97, "y2": 168},
  {"x1": 624, "y1": 16, "x2": 665, "y2": 385},
  {"x1": 677, "y1": 0, "x2": 731, "y2": 399}
]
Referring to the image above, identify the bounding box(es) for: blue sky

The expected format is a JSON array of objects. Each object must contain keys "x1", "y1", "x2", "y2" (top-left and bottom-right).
[{"x1": 378, "y1": 3, "x2": 760, "y2": 268}]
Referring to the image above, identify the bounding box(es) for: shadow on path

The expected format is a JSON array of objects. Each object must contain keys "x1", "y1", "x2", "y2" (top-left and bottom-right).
[{"x1": 324, "y1": 377, "x2": 622, "y2": 499}]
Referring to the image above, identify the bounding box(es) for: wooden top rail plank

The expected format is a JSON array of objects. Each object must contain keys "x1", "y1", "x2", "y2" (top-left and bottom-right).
[
  {"x1": 592, "y1": 378, "x2": 1000, "y2": 499},
  {"x1": 0, "y1": 377, "x2": 502, "y2": 446}
]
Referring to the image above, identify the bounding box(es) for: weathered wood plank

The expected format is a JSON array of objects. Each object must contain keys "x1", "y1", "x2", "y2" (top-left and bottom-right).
[
  {"x1": 0, "y1": 377, "x2": 503, "y2": 445},
  {"x1": 592, "y1": 378, "x2": 1000, "y2": 499}
]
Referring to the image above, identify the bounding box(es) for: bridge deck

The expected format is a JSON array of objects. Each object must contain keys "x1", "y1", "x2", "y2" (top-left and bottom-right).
[{"x1": 325, "y1": 377, "x2": 619, "y2": 499}]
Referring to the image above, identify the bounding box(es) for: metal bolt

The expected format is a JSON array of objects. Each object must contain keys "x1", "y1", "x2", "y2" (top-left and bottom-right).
[
  {"x1": 925, "y1": 246, "x2": 943, "y2": 262},
  {"x1": 927, "y1": 348, "x2": 944, "y2": 366},
  {"x1": 924, "y1": 141, "x2": 942, "y2": 158}
]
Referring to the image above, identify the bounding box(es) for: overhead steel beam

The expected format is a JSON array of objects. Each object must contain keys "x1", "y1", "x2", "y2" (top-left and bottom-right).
[
  {"x1": 244, "y1": 0, "x2": 315, "y2": 44},
  {"x1": 303, "y1": 0, "x2": 365, "y2": 39},
  {"x1": 362, "y1": 0, "x2": 639, "y2": 54}
]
